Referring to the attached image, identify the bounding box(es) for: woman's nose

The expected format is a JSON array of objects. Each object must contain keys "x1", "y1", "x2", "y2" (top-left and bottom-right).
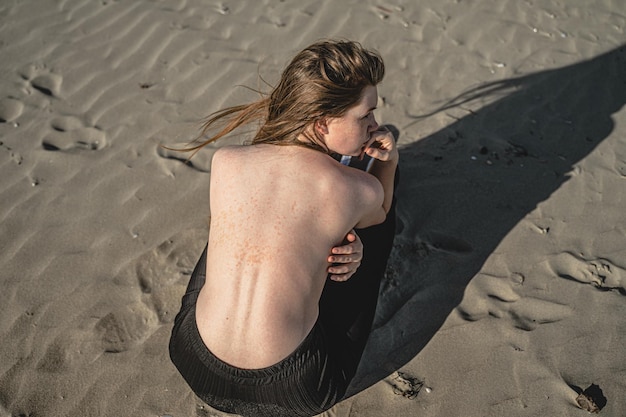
[{"x1": 369, "y1": 116, "x2": 379, "y2": 132}]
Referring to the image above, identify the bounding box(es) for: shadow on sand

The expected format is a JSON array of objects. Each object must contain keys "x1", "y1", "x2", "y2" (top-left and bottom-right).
[{"x1": 349, "y1": 44, "x2": 626, "y2": 394}]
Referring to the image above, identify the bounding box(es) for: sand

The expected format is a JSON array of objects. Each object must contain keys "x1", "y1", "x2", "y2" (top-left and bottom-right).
[{"x1": 1, "y1": 0, "x2": 625, "y2": 416}]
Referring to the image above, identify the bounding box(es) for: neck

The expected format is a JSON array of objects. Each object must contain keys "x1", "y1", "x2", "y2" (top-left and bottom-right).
[{"x1": 295, "y1": 130, "x2": 328, "y2": 154}]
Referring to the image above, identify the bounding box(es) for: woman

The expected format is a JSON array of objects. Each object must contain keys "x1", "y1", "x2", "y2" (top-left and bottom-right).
[{"x1": 169, "y1": 39, "x2": 398, "y2": 417}]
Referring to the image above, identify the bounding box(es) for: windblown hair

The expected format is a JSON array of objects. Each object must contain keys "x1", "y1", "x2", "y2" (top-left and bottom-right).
[{"x1": 184, "y1": 39, "x2": 385, "y2": 154}]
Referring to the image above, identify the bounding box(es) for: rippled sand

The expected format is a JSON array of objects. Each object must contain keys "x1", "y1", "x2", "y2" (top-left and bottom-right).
[{"x1": 1, "y1": 1, "x2": 625, "y2": 416}]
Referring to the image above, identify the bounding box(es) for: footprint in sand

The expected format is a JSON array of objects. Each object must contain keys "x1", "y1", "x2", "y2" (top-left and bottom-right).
[
  {"x1": 96, "y1": 301, "x2": 159, "y2": 353},
  {"x1": 42, "y1": 116, "x2": 107, "y2": 151},
  {"x1": 30, "y1": 73, "x2": 63, "y2": 97},
  {"x1": 96, "y1": 231, "x2": 203, "y2": 353},
  {"x1": 457, "y1": 271, "x2": 573, "y2": 331},
  {"x1": 0, "y1": 97, "x2": 24, "y2": 123},
  {"x1": 134, "y1": 233, "x2": 204, "y2": 323},
  {"x1": 549, "y1": 252, "x2": 626, "y2": 295},
  {"x1": 19, "y1": 64, "x2": 63, "y2": 98},
  {"x1": 117, "y1": 228, "x2": 204, "y2": 317}
]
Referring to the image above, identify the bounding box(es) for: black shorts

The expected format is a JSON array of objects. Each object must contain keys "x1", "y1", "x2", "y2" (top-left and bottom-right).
[
  {"x1": 169, "y1": 248, "x2": 358, "y2": 417},
  {"x1": 169, "y1": 160, "x2": 398, "y2": 416}
]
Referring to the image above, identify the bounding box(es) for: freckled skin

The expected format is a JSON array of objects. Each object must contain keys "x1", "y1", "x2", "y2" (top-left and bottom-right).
[
  {"x1": 195, "y1": 144, "x2": 385, "y2": 368},
  {"x1": 194, "y1": 84, "x2": 399, "y2": 369}
]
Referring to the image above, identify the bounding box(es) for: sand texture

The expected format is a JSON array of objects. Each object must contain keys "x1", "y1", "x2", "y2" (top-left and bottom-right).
[{"x1": 1, "y1": 0, "x2": 625, "y2": 416}]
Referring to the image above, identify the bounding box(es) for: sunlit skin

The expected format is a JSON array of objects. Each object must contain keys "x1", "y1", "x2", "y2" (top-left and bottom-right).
[
  {"x1": 327, "y1": 229, "x2": 362, "y2": 282},
  {"x1": 320, "y1": 85, "x2": 380, "y2": 157},
  {"x1": 321, "y1": 85, "x2": 399, "y2": 214},
  {"x1": 195, "y1": 85, "x2": 398, "y2": 369},
  {"x1": 323, "y1": 86, "x2": 387, "y2": 280}
]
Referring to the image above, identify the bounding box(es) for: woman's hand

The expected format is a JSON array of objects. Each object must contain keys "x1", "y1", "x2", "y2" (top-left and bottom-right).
[
  {"x1": 327, "y1": 229, "x2": 363, "y2": 282},
  {"x1": 364, "y1": 126, "x2": 398, "y2": 162}
]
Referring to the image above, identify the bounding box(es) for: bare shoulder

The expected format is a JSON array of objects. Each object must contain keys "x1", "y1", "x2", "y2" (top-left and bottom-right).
[
  {"x1": 211, "y1": 145, "x2": 249, "y2": 176},
  {"x1": 212, "y1": 145, "x2": 240, "y2": 164},
  {"x1": 326, "y1": 161, "x2": 386, "y2": 228},
  {"x1": 330, "y1": 159, "x2": 382, "y2": 197},
  {"x1": 315, "y1": 157, "x2": 383, "y2": 213}
]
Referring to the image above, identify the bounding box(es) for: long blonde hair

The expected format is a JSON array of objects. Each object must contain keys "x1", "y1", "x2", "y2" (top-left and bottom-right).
[{"x1": 185, "y1": 40, "x2": 384, "y2": 154}]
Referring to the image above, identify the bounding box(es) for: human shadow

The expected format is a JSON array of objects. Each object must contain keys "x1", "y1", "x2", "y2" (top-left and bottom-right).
[{"x1": 348, "y1": 44, "x2": 626, "y2": 394}]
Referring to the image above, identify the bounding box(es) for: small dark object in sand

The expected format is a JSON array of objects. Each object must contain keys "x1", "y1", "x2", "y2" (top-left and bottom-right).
[
  {"x1": 576, "y1": 383, "x2": 607, "y2": 413},
  {"x1": 389, "y1": 371, "x2": 424, "y2": 400}
]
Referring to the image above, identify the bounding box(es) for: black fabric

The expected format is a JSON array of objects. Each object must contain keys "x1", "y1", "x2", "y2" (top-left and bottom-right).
[
  {"x1": 169, "y1": 163, "x2": 399, "y2": 416},
  {"x1": 318, "y1": 190, "x2": 397, "y2": 356},
  {"x1": 169, "y1": 247, "x2": 354, "y2": 417}
]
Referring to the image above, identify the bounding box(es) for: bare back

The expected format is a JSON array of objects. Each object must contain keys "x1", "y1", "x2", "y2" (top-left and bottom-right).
[{"x1": 195, "y1": 144, "x2": 384, "y2": 368}]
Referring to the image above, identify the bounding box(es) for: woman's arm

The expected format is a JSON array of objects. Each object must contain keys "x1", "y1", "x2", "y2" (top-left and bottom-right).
[{"x1": 364, "y1": 126, "x2": 398, "y2": 214}]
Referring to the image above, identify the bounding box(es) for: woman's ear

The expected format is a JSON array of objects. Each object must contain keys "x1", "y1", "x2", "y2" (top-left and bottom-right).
[{"x1": 315, "y1": 119, "x2": 329, "y2": 135}]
